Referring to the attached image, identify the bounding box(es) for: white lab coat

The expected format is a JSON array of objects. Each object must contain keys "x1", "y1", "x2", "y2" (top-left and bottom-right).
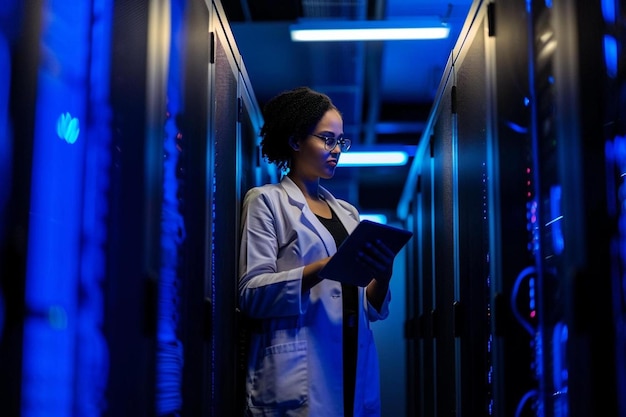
[{"x1": 238, "y1": 176, "x2": 391, "y2": 417}]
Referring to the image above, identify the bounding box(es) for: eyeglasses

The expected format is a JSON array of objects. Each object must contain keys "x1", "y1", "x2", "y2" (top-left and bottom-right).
[{"x1": 311, "y1": 133, "x2": 352, "y2": 152}]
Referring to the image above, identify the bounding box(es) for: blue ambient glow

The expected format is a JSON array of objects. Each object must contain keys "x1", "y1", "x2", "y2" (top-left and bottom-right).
[{"x1": 21, "y1": 0, "x2": 112, "y2": 415}]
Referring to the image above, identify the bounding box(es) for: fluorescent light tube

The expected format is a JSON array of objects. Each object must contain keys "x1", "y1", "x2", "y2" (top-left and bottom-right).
[
  {"x1": 290, "y1": 19, "x2": 450, "y2": 42},
  {"x1": 338, "y1": 151, "x2": 408, "y2": 167}
]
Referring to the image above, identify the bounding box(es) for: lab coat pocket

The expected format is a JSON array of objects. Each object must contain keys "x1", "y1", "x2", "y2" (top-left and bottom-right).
[{"x1": 251, "y1": 339, "x2": 308, "y2": 408}]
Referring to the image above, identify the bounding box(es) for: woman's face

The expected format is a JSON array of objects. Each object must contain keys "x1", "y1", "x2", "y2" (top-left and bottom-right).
[{"x1": 292, "y1": 109, "x2": 344, "y2": 180}]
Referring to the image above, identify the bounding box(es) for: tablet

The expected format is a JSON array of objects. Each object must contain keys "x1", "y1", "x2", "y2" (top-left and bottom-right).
[{"x1": 318, "y1": 220, "x2": 413, "y2": 286}]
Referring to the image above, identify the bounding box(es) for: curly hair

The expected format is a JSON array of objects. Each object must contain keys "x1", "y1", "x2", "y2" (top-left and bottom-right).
[{"x1": 260, "y1": 86, "x2": 338, "y2": 172}]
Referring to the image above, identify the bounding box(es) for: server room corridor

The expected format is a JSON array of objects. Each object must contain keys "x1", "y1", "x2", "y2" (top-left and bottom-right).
[{"x1": 1, "y1": 0, "x2": 625, "y2": 416}]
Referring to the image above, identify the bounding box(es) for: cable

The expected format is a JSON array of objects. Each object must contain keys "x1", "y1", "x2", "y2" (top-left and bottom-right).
[
  {"x1": 514, "y1": 389, "x2": 539, "y2": 417},
  {"x1": 510, "y1": 265, "x2": 537, "y2": 335}
]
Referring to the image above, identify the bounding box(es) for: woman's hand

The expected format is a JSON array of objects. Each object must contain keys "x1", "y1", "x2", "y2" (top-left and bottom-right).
[
  {"x1": 358, "y1": 239, "x2": 395, "y2": 285},
  {"x1": 302, "y1": 256, "x2": 332, "y2": 292},
  {"x1": 361, "y1": 239, "x2": 395, "y2": 312}
]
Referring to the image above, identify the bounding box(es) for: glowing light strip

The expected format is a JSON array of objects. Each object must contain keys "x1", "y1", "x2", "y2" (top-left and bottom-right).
[
  {"x1": 338, "y1": 151, "x2": 408, "y2": 167},
  {"x1": 21, "y1": 0, "x2": 92, "y2": 414},
  {"x1": 153, "y1": 0, "x2": 185, "y2": 414},
  {"x1": 360, "y1": 214, "x2": 388, "y2": 224},
  {"x1": 290, "y1": 19, "x2": 450, "y2": 42}
]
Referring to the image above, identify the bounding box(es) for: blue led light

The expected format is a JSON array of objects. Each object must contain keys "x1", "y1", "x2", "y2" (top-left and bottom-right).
[
  {"x1": 56, "y1": 112, "x2": 80, "y2": 144},
  {"x1": 604, "y1": 35, "x2": 618, "y2": 79},
  {"x1": 549, "y1": 185, "x2": 564, "y2": 255},
  {"x1": 506, "y1": 120, "x2": 528, "y2": 134},
  {"x1": 601, "y1": 0, "x2": 616, "y2": 23}
]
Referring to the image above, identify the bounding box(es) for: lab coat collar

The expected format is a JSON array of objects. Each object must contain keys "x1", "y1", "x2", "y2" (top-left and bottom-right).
[{"x1": 279, "y1": 176, "x2": 341, "y2": 255}]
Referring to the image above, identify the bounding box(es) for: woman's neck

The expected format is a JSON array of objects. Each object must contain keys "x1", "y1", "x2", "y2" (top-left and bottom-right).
[{"x1": 288, "y1": 173, "x2": 321, "y2": 201}]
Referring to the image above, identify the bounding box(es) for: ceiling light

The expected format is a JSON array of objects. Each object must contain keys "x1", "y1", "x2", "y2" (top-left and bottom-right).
[
  {"x1": 338, "y1": 151, "x2": 409, "y2": 167},
  {"x1": 290, "y1": 19, "x2": 450, "y2": 42}
]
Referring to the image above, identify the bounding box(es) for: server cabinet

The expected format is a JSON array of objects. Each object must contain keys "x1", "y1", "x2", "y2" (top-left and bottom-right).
[
  {"x1": 400, "y1": 2, "x2": 501, "y2": 414},
  {"x1": 177, "y1": 1, "x2": 212, "y2": 415},
  {"x1": 204, "y1": 1, "x2": 275, "y2": 415},
  {"x1": 205, "y1": 6, "x2": 241, "y2": 414},
  {"x1": 401, "y1": 0, "x2": 626, "y2": 416},
  {"x1": 530, "y1": 0, "x2": 625, "y2": 415},
  {"x1": 454, "y1": 14, "x2": 493, "y2": 417},
  {"x1": 0, "y1": 0, "x2": 269, "y2": 415},
  {"x1": 0, "y1": 0, "x2": 155, "y2": 415},
  {"x1": 430, "y1": 69, "x2": 458, "y2": 417},
  {"x1": 399, "y1": 0, "x2": 536, "y2": 416},
  {"x1": 171, "y1": 0, "x2": 274, "y2": 415},
  {"x1": 488, "y1": 1, "x2": 538, "y2": 415},
  {"x1": 107, "y1": 1, "x2": 157, "y2": 414},
  {"x1": 410, "y1": 123, "x2": 439, "y2": 417}
]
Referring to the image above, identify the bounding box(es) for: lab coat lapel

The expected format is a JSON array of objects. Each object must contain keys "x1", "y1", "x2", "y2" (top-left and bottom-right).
[
  {"x1": 318, "y1": 186, "x2": 358, "y2": 235},
  {"x1": 280, "y1": 176, "x2": 337, "y2": 256}
]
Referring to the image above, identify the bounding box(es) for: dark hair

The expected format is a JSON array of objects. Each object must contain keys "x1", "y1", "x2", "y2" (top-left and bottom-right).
[{"x1": 260, "y1": 86, "x2": 338, "y2": 171}]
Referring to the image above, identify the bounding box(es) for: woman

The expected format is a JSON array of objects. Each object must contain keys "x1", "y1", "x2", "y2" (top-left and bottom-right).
[{"x1": 238, "y1": 86, "x2": 395, "y2": 417}]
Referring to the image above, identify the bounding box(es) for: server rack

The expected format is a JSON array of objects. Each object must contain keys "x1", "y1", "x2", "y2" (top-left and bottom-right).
[
  {"x1": 398, "y1": 0, "x2": 539, "y2": 415},
  {"x1": 530, "y1": 0, "x2": 625, "y2": 415},
  {"x1": 399, "y1": 0, "x2": 626, "y2": 416},
  {"x1": 399, "y1": 1, "x2": 519, "y2": 415},
  {"x1": 0, "y1": 0, "x2": 272, "y2": 415}
]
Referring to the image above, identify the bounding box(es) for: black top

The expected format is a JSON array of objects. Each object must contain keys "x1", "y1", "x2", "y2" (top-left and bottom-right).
[{"x1": 315, "y1": 207, "x2": 358, "y2": 417}]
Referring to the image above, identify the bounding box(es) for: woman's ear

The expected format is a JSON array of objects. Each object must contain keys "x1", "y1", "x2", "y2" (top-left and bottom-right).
[{"x1": 289, "y1": 136, "x2": 299, "y2": 150}]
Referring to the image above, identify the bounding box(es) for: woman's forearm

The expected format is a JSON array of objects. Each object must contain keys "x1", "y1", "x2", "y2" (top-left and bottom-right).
[
  {"x1": 301, "y1": 257, "x2": 331, "y2": 292},
  {"x1": 366, "y1": 279, "x2": 389, "y2": 312}
]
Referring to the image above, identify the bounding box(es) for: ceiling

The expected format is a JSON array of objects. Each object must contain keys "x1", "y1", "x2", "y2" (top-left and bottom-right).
[{"x1": 222, "y1": 0, "x2": 474, "y2": 218}]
